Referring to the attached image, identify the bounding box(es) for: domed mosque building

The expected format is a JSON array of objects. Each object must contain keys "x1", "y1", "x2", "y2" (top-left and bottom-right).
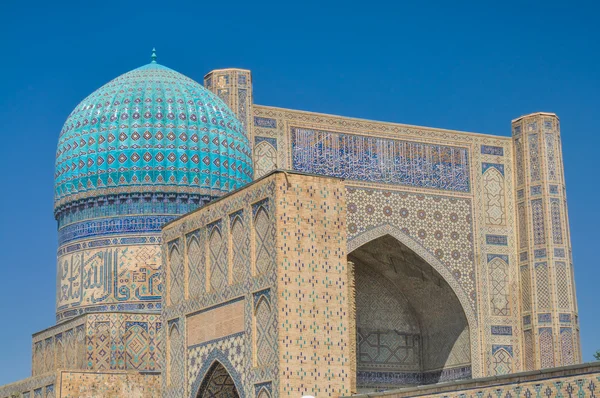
[
  {"x1": 54, "y1": 50, "x2": 252, "y2": 324},
  {"x1": 0, "y1": 51, "x2": 594, "y2": 398}
]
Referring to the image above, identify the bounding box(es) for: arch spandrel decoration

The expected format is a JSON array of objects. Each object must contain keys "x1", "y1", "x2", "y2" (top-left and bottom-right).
[
  {"x1": 187, "y1": 232, "x2": 207, "y2": 299},
  {"x1": 197, "y1": 361, "x2": 239, "y2": 398},
  {"x1": 230, "y1": 215, "x2": 249, "y2": 285},
  {"x1": 190, "y1": 352, "x2": 245, "y2": 398},
  {"x1": 254, "y1": 141, "x2": 277, "y2": 179},
  {"x1": 209, "y1": 225, "x2": 228, "y2": 292},
  {"x1": 169, "y1": 244, "x2": 184, "y2": 306},
  {"x1": 347, "y1": 223, "x2": 482, "y2": 378},
  {"x1": 491, "y1": 346, "x2": 513, "y2": 375},
  {"x1": 482, "y1": 166, "x2": 506, "y2": 226}
]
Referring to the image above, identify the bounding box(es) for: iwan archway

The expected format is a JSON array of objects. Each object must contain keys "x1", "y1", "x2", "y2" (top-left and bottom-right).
[
  {"x1": 349, "y1": 226, "x2": 476, "y2": 392},
  {"x1": 196, "y1": 361, "x2": 240, "y2": 398}
]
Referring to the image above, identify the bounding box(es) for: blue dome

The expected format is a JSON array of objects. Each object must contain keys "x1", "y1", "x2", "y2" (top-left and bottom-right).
[{"x1": 54, "y1": 60, "x2": 253, "y2": 220}]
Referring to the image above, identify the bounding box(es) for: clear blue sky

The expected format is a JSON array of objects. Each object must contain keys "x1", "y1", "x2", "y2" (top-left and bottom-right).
[{"x1": 0, "y1": 0, "x2": 598, "y2": 385}]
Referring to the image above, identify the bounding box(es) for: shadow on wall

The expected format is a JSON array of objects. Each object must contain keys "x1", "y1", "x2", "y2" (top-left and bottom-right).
[{"x1": 350, "y1": 234, "x2": 471, "y2": 392}]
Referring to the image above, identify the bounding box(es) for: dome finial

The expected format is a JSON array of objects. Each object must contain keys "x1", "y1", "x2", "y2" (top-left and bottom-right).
[{"x1": 151, "y1": 48, "x2": 157, "y2": 63}]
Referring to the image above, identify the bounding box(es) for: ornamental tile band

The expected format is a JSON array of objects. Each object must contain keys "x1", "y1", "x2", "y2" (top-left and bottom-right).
[{"x1": 291, "y1": 127, "x2": 470, "y2": 192}]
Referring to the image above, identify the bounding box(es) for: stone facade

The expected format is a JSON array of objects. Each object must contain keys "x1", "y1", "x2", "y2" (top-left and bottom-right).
[
  {"x1": 162, "y1": 172, "x2": 350, "y2": 398},
  {"x1": 0, "y1": 59, "x2": 585, "y2": 397},
  {"x1": 245, "y1": 103, "x2": 581, "y2": 385}
]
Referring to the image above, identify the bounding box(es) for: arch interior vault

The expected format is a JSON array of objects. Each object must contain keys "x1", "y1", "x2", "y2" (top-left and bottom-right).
[{"x1": 350, "y1": 234, "x2": 472, "y2": 392}]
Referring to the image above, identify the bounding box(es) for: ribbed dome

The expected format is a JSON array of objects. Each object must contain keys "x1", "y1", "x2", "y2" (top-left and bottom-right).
[{"x1": 54, "y1": 59, "x2": 253, "y2": 219}]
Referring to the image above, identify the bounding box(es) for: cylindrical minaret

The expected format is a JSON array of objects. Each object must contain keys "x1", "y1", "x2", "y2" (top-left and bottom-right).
[
  {"x1": 512, "y1": 112, "x2": 580, "y2": 370},
  {"x1": 204, "y1": 68, "x2": 253, "y2": 144}
]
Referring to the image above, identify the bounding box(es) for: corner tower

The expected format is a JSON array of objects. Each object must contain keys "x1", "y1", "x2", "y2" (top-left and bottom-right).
[
  {"x1": 204, "y1": 68, "x2": 253, "y2": 144},
  {"x1": 512, "y1": 113, "x2": 580, "y2": 370}
]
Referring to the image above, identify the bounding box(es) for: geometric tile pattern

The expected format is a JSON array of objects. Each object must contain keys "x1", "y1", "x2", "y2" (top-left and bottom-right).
[
  {"x1": 346, "y1": 187, "x2": 476, "y2": 312},
  {"x1": 44, "y1": 338, "x2": 54, "y2": 374},
  {"x1": 167, "y1": 319, "x2": 184, "y2": 396},
  {"x1": 515, "y1": 137, "x2": 525, "y2": 186},
  {"x1": 483, "y1": 167, "x2": 506, "y2": 226},
  {"x1": 54, "y1": 61, "x2": 252, "y2": 206},
  {"x1": 209, "y1": 224, "x2": 228, "y2": 292},
  {"x1": 187, "y1": 230, "x2": 207, "y2": 299},
  {"x1": 188, "y1": 334, "x2": 245, "y2": 398},
  {"x1": 539, "y1": 327, "x2": 555, "y2": 368},
  {"x1": 254, "y1": 140, "x2": 278, "y2": 179},
  {"x1": 238, "y1": 89, "x2": 248, "y2": 132},
  {"x1": 555, "y1": 261, "x2": 571, "y2": 310},
  {"x1": 355, "y1": 263, "x2": 421, "y2": 374},
  {"x1": 545, "y1": 133, "x2": 558, "y2": 181},
  {"x1": 353, "y1": 271, "x2": 467, "y2": 384},
  {"x1": 520, "y1": 265, "x2": 532, "y2": 312},
  {"x1": 231, "y1": 215, "x2": 249, "y2": 285},
  {"x1": 49, "y1": 58, "x2": 254, "y2": 377},
  {"x1": 491, "y1": 345, "x2": 513, "y2": 375},
  {"x1": 254, "y1": 294, "x2": 276, "y2": 368},
  {"x1": 551, "y1": 198, "x2": 564, "y2": 245},
  {"x1": 535, "y1": 262, "x2": 551, "y2": 310},
  {"x1": 124, "y1": 323, "x2": 150, "y2": 370},
  {"x1": 531, "y1": 199, "x2": 546, "y2": 245},
  {"x1": 253, "y1": 204, "x2": 275, "y2": 276},
  {"x1": 528, "y1": 134, "x2": 541, "y2": 182},
  {"x1": 488, "y1": 257, "x2": 510, "y2": 316},
  {"x1": 517, "y1": 203, "x2": 528, "y2": 249},
  {"x1": 357, "y1": 329, "x2": 420, "y2": 371},
  {"x1": 169, "y1": 243, "x2": 184, "y2": 305},
  {"x1": 85, "y1": 313, "x2": 162, "y2": 372},
  {"x1": 255, "y1": 136, "x2": 277, "y2": 148},
  {"x1": 523, "y1": 329, "x2": 534, "y2": 371},
  {"x1": 161, "y1": 176, "x2": 279, "y2": 398},
  {"x1": 31, "y1": 312, "x2": 162, "y2": 376},
  {"x1": 93, "y1": 322, "x2": 110, "y2": 370},
  {"x1": 560, "y1": 327, "x2": 575, "y2": 365}
]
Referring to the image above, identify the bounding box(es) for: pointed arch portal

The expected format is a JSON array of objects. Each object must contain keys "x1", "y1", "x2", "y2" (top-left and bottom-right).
[
  {"x1": 349, "y1": 227, "x2": 474, "y2": 392},
  {"x1": 196, "y1": 361, "x2": 240, "y2": 398}
]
